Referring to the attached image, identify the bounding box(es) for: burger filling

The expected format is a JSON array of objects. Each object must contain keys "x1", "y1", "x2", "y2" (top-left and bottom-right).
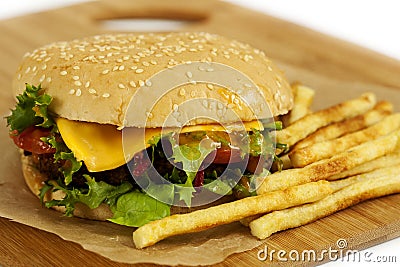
[{"x1": 7, "y1": 84, "x2": 287, "y2": 227}]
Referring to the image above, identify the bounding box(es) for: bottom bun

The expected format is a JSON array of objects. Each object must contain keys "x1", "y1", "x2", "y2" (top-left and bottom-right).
[{"x1": 21, "y1": 153, "x2": 234, "y2": 221}]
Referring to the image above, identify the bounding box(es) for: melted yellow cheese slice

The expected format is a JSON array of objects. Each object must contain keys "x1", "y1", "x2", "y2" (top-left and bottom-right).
[{"x1": 56, "y1": 118, "x2": 263, "y2": 172}]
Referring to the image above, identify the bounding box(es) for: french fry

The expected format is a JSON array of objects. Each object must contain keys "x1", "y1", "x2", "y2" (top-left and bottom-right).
[
  {"x1": 289, "y1": 113, "x2": 400, "y2": 167},
  {"x1": 329, "y1": 164, "x2": 400, "y2": 192},
  {"x1": 294, "y1": 101, "x2": 393, "y2": 150},
  {"x1": 282, "y1": 83, "x2": 315, "y2": 126},
  {"x1": 257, "y1": 130, "x2": 399, "y2": 194},
  {"x1": 132, "y1": 181, "x2": 333, "y2": 248},
  {"x1": 328, "y1": 152, "x2": 400, "y2": 180},
  {"x1": 276, "y1": 93, "x2": 376, "y2": 149},
  {"x1": 242, "y1": 164, "x2": 400, "y2": 228},
  {"x1": 250, "y1": 173, "x2": 400, "y2": 240}
]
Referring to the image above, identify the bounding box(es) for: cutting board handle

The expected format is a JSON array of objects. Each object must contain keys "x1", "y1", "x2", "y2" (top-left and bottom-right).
[{"x1": 92, "y1": 0, "x2": 213, "y2": 22}]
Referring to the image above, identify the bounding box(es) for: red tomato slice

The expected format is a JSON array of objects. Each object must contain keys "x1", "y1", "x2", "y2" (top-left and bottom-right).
[
  {"x1": 212, "y1": 147, "x2": 243, "y2": 164},
  {"x1": 10, "y1": 126, "x2": 56, "y2": 154}
]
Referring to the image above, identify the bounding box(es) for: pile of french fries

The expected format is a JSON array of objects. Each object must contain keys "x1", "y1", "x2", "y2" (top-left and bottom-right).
[{"x1": 132, "y1": 84, "x2": 400, "y2": 249}]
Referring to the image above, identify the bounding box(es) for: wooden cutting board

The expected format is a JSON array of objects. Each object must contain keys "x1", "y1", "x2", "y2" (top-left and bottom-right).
[{"x1": 1, "y1": 0, "x2": 399, "y2": 266}]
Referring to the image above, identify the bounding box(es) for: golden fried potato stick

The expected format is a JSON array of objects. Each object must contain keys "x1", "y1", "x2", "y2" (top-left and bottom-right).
[
  {"x1": 328, "y1": 152, "x2": 400, "y2": 180},
  {"x1": 290, "y1": 113, "x2": 400, "y2": 167},
  {"x1": 276, "y1": 93, "x2": 376, "y2": 149},
  {"x1": 329, "y1": 164, "x2": 400, "y2": 192},
  {"x1": 294, "y1": 101, "x2": 393, "y2": 150},
  {"x1": 132, "y1": 181, "x2": 333, "y2": 248},
  {"x1": 257, "y1": 130, "x2": 399, "y2": 194},
  {"x1": 241, "y1": 164, "x2": 400, "y2": 227},
  {"x1": 282, "y1": 83, "x2": 315, "y2": 126},
  {"x1": 250, "y1": 173, "x2": 400, "y2": 240}
]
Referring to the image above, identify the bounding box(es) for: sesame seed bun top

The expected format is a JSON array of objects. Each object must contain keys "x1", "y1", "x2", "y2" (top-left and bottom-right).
[{"x1": 13, "y1": 32, "x2": 293, "y2": 127}]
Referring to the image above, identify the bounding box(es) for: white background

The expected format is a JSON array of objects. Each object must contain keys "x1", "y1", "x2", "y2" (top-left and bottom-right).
[{"x1": 0, "y1": 0, "x2": 399, "y2": 266}]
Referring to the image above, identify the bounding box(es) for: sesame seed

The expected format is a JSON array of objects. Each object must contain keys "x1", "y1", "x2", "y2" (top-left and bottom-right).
[
  {"x1": 117, "y1": 59, "x2": 123, "y2": 63},
  {"x1": 186, "y1": 71, "x2": 193, "y2": 78},
  {"x1": 244, "y1": 83, "x2": 252, "y2": 88},
  {"x1": 227, "y1": 103, "x2": 235, "y2": 109},
  {"x1": 102, "y1": 69, "x2": 110, "y2": 75},
  {"x1": 102, "y1": 93, "x2": 110, "y2": 98},
  {"x1": 25, "y1": 67, "x2": 31, "y2": 73},
  {"x1": 74, "y1": 81, "x2": 82, "y2": 86},
  {"x1": 131, "y1": 66, "x2": 138, "y2": 70},
  {"x1": 267, "y1": 66, "x2": 273, "y2": 71},
  {"x1": 179, "y1": 88, "x2": 186, "y2": 96},
  {"x1": 118, "y1": 83, "x2": 125, "y2": 89},
  {"x1": 189, "y1": 80, "x2": 197, "y2": 85},
  {"x1": 112, "y1": 66, "x2": 119, "y2": 71},
  {"x1": 60, "y1": 70, "x2": 68, "y2": 76},
  {"x1": 146, "y1": 112, "x2": 154, "y2": 119},
  {"x1": 41, "y1": 64, "x2": 47, "y2": 70},
  {"x1": 150, "y1": 60, "x2": 157, "y2": 65},
  {"x1": 207, "y1": 84, "x2": 214, "y2": 90},
  {"x1": 46, "y1": 77, "x2": 52, "y2": 83},
  {"x1": 39, "y1": 74, "x2": 45, "y2": 83},
  {"x1": 274, "y1": 92, "x2": 280, "y2": 101},
  {"x1": 73, "y1": 76, "x2": 80, "y2": 81},
  {"x1": 145, "y1": 80, "x2": 152, "y2": 86},
  {"x1": 69, "y1": 89, "x2": 75, "y2": 95},
  {"x1": 129, "y1": 81, "x2": 136, "y2": 87},
  {"x1": 243, "y1": 55, "x2": 251, "y2": 62},
  {"x1": 119, "y1": 65, "x2": 125, "y2": 71},
  {"x1": 173, "y1": 104, "x2": 178, "y2": 111},
  {"x1": 17, "y1": 73, "x2": 21, "y2": 80},
  {"x1": 206, "y1": 68, "x2": 214, "y2": 72},
  {"x1": 190, "y1": 91, "x2": 196, "y2": 97},
  {"x1": 138, "y1": 80, "x2": 145, "y2": 87},
  {"x1": 32, "y1": 66, "x2": 37, "y2": 72},
  {"x1": 103, "y1": 59, "x2": 109, "y2": 64},
  {"x1": 135, "y1": 68, "x2": 144, "y2": 74},
  {"x1": 75, "y1": 89, "x2": 82, "y2": 96},
  {"x1": 73, "y1": 66, "x2": 80, "y2": 70},
  {"x1": 85, "y1": 81, "x2": 90, "y2": 88},
  {"x1": 89, "y1": 88, "x2": 96, "y2": 94},
  {"x1": 142, "y1": 61, "x2": 150, "y2": 66}
]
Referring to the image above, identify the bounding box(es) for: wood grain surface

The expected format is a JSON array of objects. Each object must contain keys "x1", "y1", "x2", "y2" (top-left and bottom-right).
[{"x1": 1, "y1": 0, "x2": 399, "y2": 266}]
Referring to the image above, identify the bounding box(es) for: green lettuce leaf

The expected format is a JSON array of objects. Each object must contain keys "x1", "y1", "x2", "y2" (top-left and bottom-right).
[
  {"x1": 168, "y1": 134, "x2": 219, "y2": 206},
  {"x1": 6, "y1": 84, "x2": 54, "y2": 133},
  {"x1": 203, "y1": 179, "x2": 232, "y2": 195},
  {"x1": 43, "y1": 175, "x2": 132, "y2": 216},
  {"x1": 108, "y1": 191, "x2": 170, "y2": 227},
  {"x1": 44, "y1": 135, "x2": 82, "y2": 185},
  {"x1": 145, "y1": 183, "x2": 175, "y2": 204}
]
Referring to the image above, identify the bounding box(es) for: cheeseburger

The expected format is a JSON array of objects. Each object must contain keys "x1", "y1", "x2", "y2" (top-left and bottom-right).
[{"x1": 6, "y1": 32, "x2": 293, "y2": 227}]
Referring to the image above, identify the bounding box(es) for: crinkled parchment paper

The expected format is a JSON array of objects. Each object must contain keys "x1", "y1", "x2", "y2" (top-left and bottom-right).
[{"x1": 0, "y1": 120, "x2": 262, "y2": 266}]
